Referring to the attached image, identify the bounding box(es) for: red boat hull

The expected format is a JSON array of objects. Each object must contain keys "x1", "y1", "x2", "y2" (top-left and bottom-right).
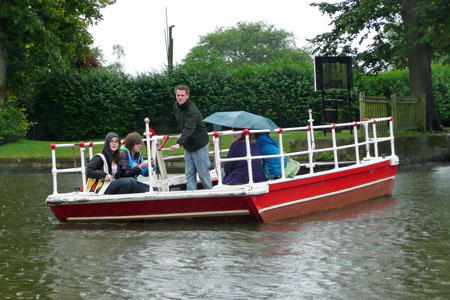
[{"x1": 48, "y1": 160, "x2": 397, "y2": 223}]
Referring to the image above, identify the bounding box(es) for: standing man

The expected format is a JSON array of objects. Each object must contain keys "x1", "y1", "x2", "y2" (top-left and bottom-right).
[{"x1": 170, "y1": 85, "x2": 212, "y2": 190}]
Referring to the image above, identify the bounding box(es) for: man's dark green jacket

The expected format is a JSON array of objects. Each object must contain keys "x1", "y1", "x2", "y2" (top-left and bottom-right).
[{"x1": 173, "y1": 99, "x2": 209, "y2": 152}]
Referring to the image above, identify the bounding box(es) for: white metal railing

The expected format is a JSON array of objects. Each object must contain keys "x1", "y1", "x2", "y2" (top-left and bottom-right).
[
  {"x1": 50, "y1": 116, "x2": 396, "y2": 194},
  {"x1": 50, "y1": 141, "x2": 103, "y2": 194},
  {"x1": 208, "y1": 116, "x2": 396, "y2": 186}
]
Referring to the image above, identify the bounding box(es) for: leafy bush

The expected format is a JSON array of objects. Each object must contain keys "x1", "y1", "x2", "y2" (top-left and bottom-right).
[
  {"x1": 33, "y1": 68, "x2": 142, "y2": 140},
  {"x1": 31, "y1": 62, "x2": 449, "y2": 141},
  {"x1": 0, "y1": 105, "x2": 29, "y2": 145}
]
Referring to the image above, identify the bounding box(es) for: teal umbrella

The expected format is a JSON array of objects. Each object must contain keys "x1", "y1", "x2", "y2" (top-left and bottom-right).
[{"x1": 203, "y1": 111, "x2": 278, "y2": 130}]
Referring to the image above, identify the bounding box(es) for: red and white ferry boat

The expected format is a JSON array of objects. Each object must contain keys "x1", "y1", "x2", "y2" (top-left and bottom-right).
[{"x1": 46, "y1": 112, "x2": 398, "y2": 223}]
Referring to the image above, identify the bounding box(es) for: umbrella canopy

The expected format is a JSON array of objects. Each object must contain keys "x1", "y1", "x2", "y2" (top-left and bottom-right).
[{"x1": 203, "y1": 111, "x2": 278, "y2": 130}]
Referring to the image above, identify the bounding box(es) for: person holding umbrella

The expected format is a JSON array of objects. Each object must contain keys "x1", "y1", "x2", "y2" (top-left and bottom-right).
[
  {"x1": 223, "y1": 129, "x2": 265, "y2": 185},
  {"x1": 170, "y1": 85, "x2": 212, "y2": 190}
]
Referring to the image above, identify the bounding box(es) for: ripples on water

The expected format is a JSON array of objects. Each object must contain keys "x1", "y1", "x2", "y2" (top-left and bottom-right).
[{"x1": 0, "y1": 164, "x2": 449, "y2": 299}]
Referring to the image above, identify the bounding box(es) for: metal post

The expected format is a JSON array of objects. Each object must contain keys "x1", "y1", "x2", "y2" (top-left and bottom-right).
[
  {"x1": 88, "y1": 141, "x2": 93, "y2": 160},
  {"x1": 144, "y1": 118, "x2": 153, "y2": 192},
  {"x1": 308, "y1": 109, "x2": 315, "y2": 150},
  {"x1": 389, "y1": 116, "x2": 396, "y2": 156},
  {"x1": 79, "y1": 142, "x2": 87, "y2": 193},
  {"x1": 212, "y1": 132, "x2": 223, "y2": 185},
  {"x1": 372, "y1": 120, "x2": 379, "y2": 157},
  {"x1": 244, "y1": 129, "x2": 253, "y2": 184},
  {"x1": 168, "y1": 25, "x2": 175, "y2": 70},
  {"x1": 278, "y1": 128, "x2": 285, "y2": 178},
  {"x1": 307, "y1": 126, "x2": 314, "y2": 174},
  {"x1": 353, "y1": 122, "x2": 360, "y2": 164},
  {"x1": 51, "y1": 144, "x2": 58, "y2": 194},
  {"x1": 331, "y1": 124, "x2": 338, "y2": 169},
  {"x1": 364, "y1": 118, "x2": 371, "y2": 159}
]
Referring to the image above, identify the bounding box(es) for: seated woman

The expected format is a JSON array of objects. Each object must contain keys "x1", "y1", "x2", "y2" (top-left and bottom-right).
[
  {"x1": 86, "y1": 132, "x2": 138, "y2": 194},
  {"x1": 120, "y1": 131, "x2": 154, "y2": 193},
  {"x1": 223, "y1": 129, "x2": 265, "y2": 184},
  {"x1": 254, "y1": 132, "x2": 287, "y2": 180}
]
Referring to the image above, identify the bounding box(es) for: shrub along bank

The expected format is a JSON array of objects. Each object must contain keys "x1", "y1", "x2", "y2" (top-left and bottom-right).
[{"x1": 27, "y1": 61, "x2": 450, "y2": 141}]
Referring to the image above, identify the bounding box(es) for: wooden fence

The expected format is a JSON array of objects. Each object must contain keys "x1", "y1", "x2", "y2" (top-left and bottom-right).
[{"x1": 359, "y1": 92, "x2": 426, "y2": 133}]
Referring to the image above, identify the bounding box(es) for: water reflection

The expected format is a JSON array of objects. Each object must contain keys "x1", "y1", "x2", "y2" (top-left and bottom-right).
[{"x1": 1, "y1": 164, "x2": 449, "y2": 299}]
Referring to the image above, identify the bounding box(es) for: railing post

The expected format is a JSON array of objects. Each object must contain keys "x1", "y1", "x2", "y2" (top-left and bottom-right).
[
  {"x1": 389, "y1": 116, "x2": 396, "y2": 157},
  {"x1": 391, "y1": 93, "x2": 398, "y2": 133},
  {"x1": 51, "y1": 144, "x2": 58, "y2": 195},
  {"x1": 88, "y1": 141, "x2": 93, "y2": 160},
  {"x1": 364, "y1": 118, "x2": 371, "y2": 159},
  {"x1": 144, "y1": 118, "x2": 153, "y2": 193},
  {"x1": 353, "y1": 122, "x2": 360, "y2": 164},
  {"x1": 308, "y1": 109, "x2": 315, "y2": 150},
  {"x1": 79, "y1": 142, "x2": 87, "y2": 193},
  {"x1": 307, "y1": 126, "x2": 314, "y2": 174},
  {"x1": 212, "y1": 131, "x2": 223, "y2": 185},
  {"x1": 278, "y1": 128, "x2": 286, "y2": 178},
  {"x1": 372, "y1": 119, "x2": 379, "y2": 157},
  {"x1": 331, "y1": 124, "x2": 338, "y2": 169},
  {"x1": 243, "y1": 129, "x2": 253, "y2": 184}
]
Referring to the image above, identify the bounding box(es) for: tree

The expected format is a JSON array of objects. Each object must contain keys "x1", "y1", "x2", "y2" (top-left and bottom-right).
[
  {"x1": 0, "y1": 0, "x2": 116, "y2": 104},
  {"x1": 184, "y1": 21, "x2": 312, "y2": 67},
  {"x1": 309, "y1": 0, "x2": 450, "y2": 131}
]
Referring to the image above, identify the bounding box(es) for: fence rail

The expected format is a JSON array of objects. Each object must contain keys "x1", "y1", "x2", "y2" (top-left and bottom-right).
[{"x1": 359, "y1": 92, "x2": 426, "y2": 133}]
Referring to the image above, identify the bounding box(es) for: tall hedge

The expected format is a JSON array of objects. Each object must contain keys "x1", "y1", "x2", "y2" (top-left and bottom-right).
[
  {"x1": 34, "y1": 69, "x2": 142, "y2": 140},
  {"x1": 32, "y1": 62, "x2": 449, "y2": 141}
]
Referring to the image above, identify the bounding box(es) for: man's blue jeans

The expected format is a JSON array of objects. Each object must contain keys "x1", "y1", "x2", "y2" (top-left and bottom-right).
[{"x1": 184, "y1": 143, "x2": 212, "y2": 190}]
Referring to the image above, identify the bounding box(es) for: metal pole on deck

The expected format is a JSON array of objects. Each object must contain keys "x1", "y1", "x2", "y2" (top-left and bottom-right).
[
  {"x1": 308, "y1": 109, "x2": 315, "y2": 150},
  {"x1": 243, "y1": 129, "x2": 253, "y2": 184},
  {"x1": 144, "y1": 118, "x2": 153, "y2": 192},
  {"x1": 278, "y1": 128, "x2": 286, "y2": 178},
  {"x1": 353, "y1": 122, "x2": 360, "y2": 164},
  {"x1": 79, "y1": 142, "x2": 87, "y2": 193},
  {"x1": 331, "y1": 124, "x2": 338, "y2": 169},
  {"x1": 389, "y1": 116, "x2": 396, "y2": 157},
  {"x1": 212, "y1": 132, "x2": 223, "y2": 185},
  {"x1": 372, "y1": 120, "x2": 379, "y2": 157},
  {"x1": 51, "y1": 144, "x2": 58, "y2": 194},
  {"x1": 364, "y1": 118, "x2": 371, "y2": 159}
]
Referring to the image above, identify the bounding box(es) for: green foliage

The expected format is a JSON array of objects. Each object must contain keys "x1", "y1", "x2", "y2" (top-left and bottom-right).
[
  {"x1": 309, "y1": 0, "x2": 449, "y2": 72},
  {"x1": 432, "y1": 64, "x2": 450, "y2": 126},
  {"x1": 355, "y1": 69, "x2": 411, "y2": 97},
  {"x1": 354, "y1": 64, "x2": 450, "y2": 126},
  {"x1": 0, "y1": 104, "x2": 29, "y2": 145},
  {"x1": 31, "y1": 61, "x2": 450, "y2": 141},
  {"x1": 0, "y1": 0, "x2": 116, "y2": 100},
  {"x1": 184, "y1": 21, "x2": 313, "y2": 67},
  {"x1": 33, "y1": 68, "x2": 142, "y2": 140}
]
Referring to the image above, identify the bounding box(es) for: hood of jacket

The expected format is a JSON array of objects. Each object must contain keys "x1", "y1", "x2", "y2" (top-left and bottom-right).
[
  {"x1": 257, "y1": 134, "x2": 278, "y2": 146},
  {"x1": 102, "y1": 132, "x2": 119, "y2": 165}
]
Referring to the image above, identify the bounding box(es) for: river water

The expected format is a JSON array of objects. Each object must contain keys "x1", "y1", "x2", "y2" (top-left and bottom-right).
[{"x1": 0, "y1": 163, "x2": 449, "y2": 299}]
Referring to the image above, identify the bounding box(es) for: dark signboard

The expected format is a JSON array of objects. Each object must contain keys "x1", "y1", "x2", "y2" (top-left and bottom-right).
[{"x1": 314, "y1": 56, "x2": 353, "y2": 91}]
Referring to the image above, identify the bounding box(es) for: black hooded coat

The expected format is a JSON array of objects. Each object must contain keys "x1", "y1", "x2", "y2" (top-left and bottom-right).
[{"x1": 86, "y1": 132, "x2": 123, "y2": 180}]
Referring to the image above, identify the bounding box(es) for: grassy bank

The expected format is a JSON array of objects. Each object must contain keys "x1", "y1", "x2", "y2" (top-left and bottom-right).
[{"x1": 0, "y1": 130, "x2": 421, "y2": 159}]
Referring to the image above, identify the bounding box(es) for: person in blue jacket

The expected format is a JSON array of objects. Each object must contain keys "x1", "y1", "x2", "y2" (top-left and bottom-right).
[
  {"x1": 120, "y1": 131, "x2": 155, "y2": 193},
  {"x1": 223, "y1": 129, "x2": 265, "y2": 184},
  {"x1": 254, "y1": 132, "x2": 287, "y2": 180}
]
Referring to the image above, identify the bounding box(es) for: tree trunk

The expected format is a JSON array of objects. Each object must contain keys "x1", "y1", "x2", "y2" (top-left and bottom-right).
[
  {"x1": 401, "y1": 0, "x2": 442, "y2": 132},
  {"x1": 0, "y1": 26, "x2": 6, "y2": 105}
]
